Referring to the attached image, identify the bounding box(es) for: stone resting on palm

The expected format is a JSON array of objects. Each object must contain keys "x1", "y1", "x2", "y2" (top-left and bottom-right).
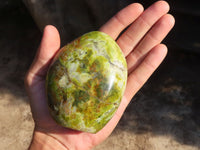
[{"x1": 25, "y1": 1, "x2": 175, "y2": 150}]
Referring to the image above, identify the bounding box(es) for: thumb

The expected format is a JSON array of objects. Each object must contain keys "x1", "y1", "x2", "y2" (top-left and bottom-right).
[{"x1": 26, "y1": 25, "x2": 60, "y2": 86}]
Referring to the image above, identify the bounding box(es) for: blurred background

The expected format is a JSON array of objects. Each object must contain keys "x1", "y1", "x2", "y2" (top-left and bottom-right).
[{"x1": 0, "y1": 0, "x2": 199, "y2": 149}]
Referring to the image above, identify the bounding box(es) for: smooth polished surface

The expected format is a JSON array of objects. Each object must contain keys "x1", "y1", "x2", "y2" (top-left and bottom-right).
[{"x1": 46, "y1": 31, "x2": 127, "y2": 133}]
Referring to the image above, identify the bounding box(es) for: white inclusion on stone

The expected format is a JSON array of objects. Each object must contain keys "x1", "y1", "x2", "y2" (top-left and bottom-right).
[
  {"x1": 87, "y1": 39, "x2": 105, "y2": 55},
  {"x1": 66, "y1": 82, "x2": 73, "y2": 89},
  {"x1": 111, "y1": 60, "x2": 124, "y2": 71},
  {"x1": 54, "y1": 105, "x2": 59, "y2": 112},
  {"x1": 85, "y1": 127, "x2": 96, "y2": 133},
  {"x1": 59, "y1": 75, "x2": 69, "y2": 88},
  {"x1": 72, "y1": 72, "x2": 91, "y2": 84},
  {"x1": 71, "y1": 106, "x2": 77, "y2": 113},
  {"x1": 68, "y1": 62, "x2": 79, "y2": 73},
  {"x1": 80, "y1": 73, "x2": 91, "y2": 83},
  {"x1": 61, "y1": 96, "x2": 74, "y2": 115},
  {"x1": 116, "y1": 69, "x2": 125, "y2": 89},
  {"x1": 76, "y1": 49, "x2": 87, "y2": 59},
  {"x1": 96, "y1": 107, "x2": 115, "y2": 123},
  {"x1": 117, "y1": 79, "x2": 124, "y2": 89}
]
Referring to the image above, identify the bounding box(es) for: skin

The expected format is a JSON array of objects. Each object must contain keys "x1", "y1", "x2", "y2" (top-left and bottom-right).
[{"x1": 25, "y1": 1, "x2": 175, "y2": 150}]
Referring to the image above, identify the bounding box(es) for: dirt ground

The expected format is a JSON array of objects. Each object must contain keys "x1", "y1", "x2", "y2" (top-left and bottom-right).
[{"x1": 0, "y1": 2, "x2": 200, "y2": 150}]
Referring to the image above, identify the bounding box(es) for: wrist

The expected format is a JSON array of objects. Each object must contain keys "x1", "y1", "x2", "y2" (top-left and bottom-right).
[{"x1": 29, "y1": 130, "x2": 69, "y2": 150}]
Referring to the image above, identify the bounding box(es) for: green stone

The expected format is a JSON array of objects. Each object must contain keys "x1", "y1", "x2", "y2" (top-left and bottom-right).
[{"x1": 46, "y1": 31, "x2": 127, "y2": 133}]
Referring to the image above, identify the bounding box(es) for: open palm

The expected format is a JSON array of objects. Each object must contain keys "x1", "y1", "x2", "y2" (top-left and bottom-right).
[{"x1": 25, "y1": 1, "x2": 174, "y2": 150}]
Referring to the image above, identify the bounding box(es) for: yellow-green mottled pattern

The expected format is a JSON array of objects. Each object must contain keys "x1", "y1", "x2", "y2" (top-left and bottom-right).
[{"x1": 46, "y1": 31, "x2": 127, "y2": 133}]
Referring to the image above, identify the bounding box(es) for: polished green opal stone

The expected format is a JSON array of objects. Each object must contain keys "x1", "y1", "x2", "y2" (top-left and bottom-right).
[{"x1": 46, "y1": 31, "x2": 127, "y2": 133}]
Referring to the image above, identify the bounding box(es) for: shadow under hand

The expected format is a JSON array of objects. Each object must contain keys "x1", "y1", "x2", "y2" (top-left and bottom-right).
[{"x1": 118, "y1": 49, "x2": 200, "y2": 148}]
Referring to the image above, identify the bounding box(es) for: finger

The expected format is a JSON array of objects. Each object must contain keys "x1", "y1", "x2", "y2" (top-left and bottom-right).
[
  {"x1": 124, "y1": 44, "x2": 168, "y2": 104},
  {"x1": 95, "y1": 44, "x2": 168, "y2": 140},
  {"x1": 99, "y1": 3, "x2": 144, "y2": 40},
  {"x1": 26, "y1": 25, "x2": 60, "y2": 85},
  {"x1": 127, "y1": 14, "x2": 175, "y2": 73},
  {"x1": 117, "y1": 1, "x2": 170, "y2": 56}
]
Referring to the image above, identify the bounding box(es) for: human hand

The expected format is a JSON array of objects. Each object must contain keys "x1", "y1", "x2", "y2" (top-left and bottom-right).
[{"x1": 25, "y1": 1, "x2": 175, "y2": 150}]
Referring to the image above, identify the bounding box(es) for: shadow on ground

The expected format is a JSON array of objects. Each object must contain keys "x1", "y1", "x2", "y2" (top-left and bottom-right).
[
  {"x1": 0, "y1": 1, "x2": 41, "y2": 101},
  {"x1": 118, "y1": 49, "x2": 200, "y2": 147},
  {"x1": 0, "y1": 1, "x2": 199, "y2": 149}
]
